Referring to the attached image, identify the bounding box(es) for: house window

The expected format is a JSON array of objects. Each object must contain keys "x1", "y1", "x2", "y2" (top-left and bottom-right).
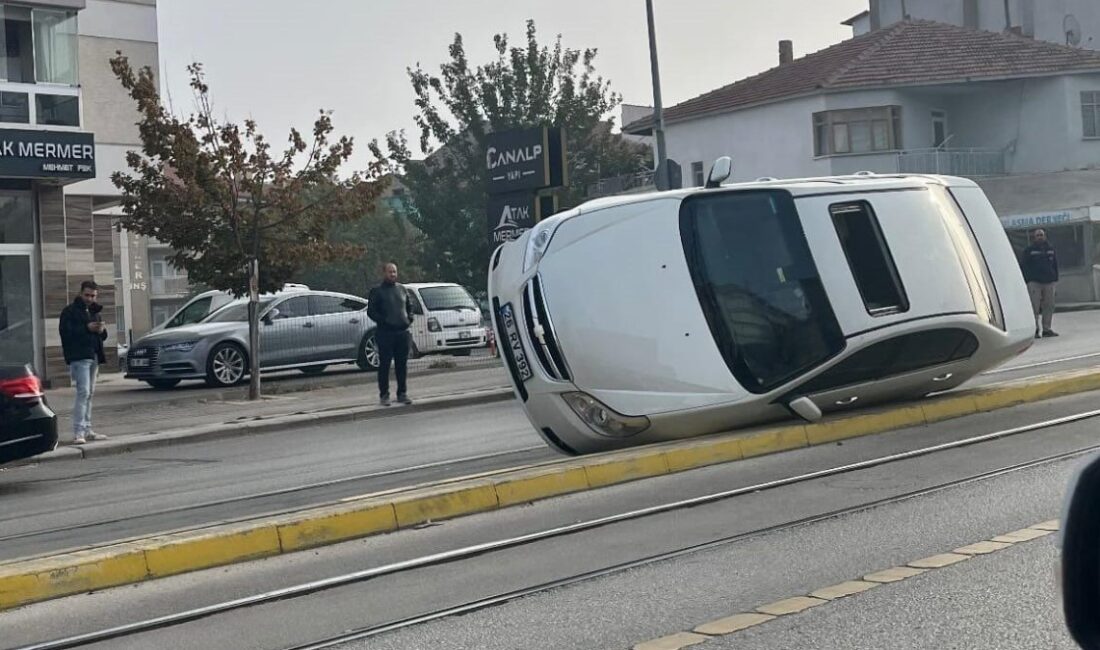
[
  {"x1": 0, "y1": 6, "x2": 34, "y2": 83},
  {"x1": 0, "y1": 91, "x2": 28, "y2": 123},
  {"x1": 35, "y1": 93, "x2": 78, "y2": 126},
  {"x1": 813, "y1": 106, "x2": 902, "y2": 156},
  {"x1": 691, "y1": 161, "x2": 705, "y2": 187},
  {"x1": 932, "y1": 110, "x2": 948, "y2": 147},
  {"x1": 0, "y1": 6, "x2": 78, "y2": 86},
  {"x1": 1082, "y1": 91, "x2": 1100, "y2": 138}
]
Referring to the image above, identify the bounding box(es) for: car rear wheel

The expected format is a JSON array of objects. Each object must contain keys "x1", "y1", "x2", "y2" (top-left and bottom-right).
[
  {"x1": 300, "y1": 365, "x2": 327, "y2": 376},
  {"x1": 206, "y1": 343, "x2": 248, "y2": 387},
  {"x1": 357, "y1": 332, "x2": 379, "y2": 371},
  {"x1": 145, "y1": 379, "x2": 181, "y2": 390}
]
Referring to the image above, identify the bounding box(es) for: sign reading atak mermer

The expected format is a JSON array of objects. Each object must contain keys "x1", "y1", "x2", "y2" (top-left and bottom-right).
[
  {"x1": 485, "y1": 127, "x2": 566, "y2": 245},
  {"x1": 0, "y1": 129, "x2": 95, "y2": 179}
]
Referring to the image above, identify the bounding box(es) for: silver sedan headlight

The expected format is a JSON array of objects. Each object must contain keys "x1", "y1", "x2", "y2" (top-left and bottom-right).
[
  {"x1": 562, "y1": 392, "x2": 650, "y2": 438},
  {"x1": 160, "y1": 340, "x2": 199, "y2": 353}
]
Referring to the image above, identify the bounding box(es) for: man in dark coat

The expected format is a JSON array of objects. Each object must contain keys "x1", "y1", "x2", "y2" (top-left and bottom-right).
[
  {"x1": 367, "y1": 263, "x2": 415, "y2": 406},
  {"x1": 59, "y1": 280, "x2": 109, "y2": 444}
]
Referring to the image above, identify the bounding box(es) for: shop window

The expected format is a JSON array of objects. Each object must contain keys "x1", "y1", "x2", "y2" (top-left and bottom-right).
[
  {"x1": 0, "y1": 91, "x2": 27, "y2": 123},
  {"x1": 0, "y1": 190, "x2": 33, "y2": 244},
  {"x1": 36, "y1": 93, "x2": 78, "y2": 126},
  {"x1": 1008, "y1": 225, "x2": 1086, "y2": 271},
  {"x1": 813, "y1": 106, "x2": 902, "y2": 156}
]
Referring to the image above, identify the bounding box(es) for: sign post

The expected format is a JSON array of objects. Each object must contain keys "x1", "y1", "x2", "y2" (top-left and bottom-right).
[{"x1": 485, "y1": 127, "x2": 568, "y2": 247}]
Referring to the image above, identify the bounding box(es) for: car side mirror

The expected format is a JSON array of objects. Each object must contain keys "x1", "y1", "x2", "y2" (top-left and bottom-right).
[
  {"x1": 1061, "y1": 452, "x2": 1100, "y2": 648},
  {"x1": 705, "y1": 156, "x2": 732, "y2": 188}
]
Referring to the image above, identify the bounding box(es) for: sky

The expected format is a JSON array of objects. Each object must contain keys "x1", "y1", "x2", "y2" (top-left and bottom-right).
[{"x1": 156, "y1": 0, "x2": 867, "y2": 169}]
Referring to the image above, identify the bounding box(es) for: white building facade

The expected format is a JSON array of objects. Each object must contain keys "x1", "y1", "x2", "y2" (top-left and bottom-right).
[{"x1": 627, "y1": 18, "x2": 1100, "y2": 302}]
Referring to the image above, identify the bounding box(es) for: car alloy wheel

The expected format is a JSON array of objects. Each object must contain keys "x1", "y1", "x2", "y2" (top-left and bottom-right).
[
  {"x1": 212, "y1": 345, "x2": 246, "y2": 385},
  {"x1": 362, "y1": 335, "x2": 380, "y2": 370}
]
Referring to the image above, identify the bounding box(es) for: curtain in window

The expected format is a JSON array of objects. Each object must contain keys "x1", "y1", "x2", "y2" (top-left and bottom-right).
[{"x1": 33, "y1": 10, "x2": 77, "y2": 85}]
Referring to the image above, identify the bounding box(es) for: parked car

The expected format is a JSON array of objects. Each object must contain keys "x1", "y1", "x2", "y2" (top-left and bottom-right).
[
  {"x1": 0, "y1": 364, "x2": 58, "y2": 465},
  {"x1": 118, "y1": 284, "x2": 310, "y2": 370},
  {"x1": 403, "y1": 282, "x2": 488, "y2": 357},
  {"x1": 489, "y1": 168, "x2": 1034, "y2": 455},
  {"x1": 124, "y1": 290, "x2": 377, "y2": 389}
]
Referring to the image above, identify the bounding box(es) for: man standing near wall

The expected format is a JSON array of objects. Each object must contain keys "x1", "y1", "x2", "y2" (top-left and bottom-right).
[
  {"x1": 59, "y1": 281, "x2": 110, "y2": 444},
  {"x1": 1020, "y1": 229, "x2": 1060, "y2": 338}
]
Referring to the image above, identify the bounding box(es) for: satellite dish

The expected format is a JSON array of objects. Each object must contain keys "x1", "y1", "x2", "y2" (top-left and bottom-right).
[{"x1": 1065, "y1": 14, "x2": 1082, "y2": 47}]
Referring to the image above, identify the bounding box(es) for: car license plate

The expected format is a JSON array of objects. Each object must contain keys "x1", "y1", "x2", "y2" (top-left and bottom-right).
[
  {"x1": 130, "y1": 358, "x2": 150, "y2": 368},
  {"x1": 460, "y1": 330, "x2": 471, "y2": 339},
  {"x1": 498, "y1": 303, "x2": 532, "y2": 381}
]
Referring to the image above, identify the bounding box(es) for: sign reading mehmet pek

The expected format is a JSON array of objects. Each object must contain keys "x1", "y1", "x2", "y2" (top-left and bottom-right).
[
  {"x1": 0, "y1": 128, "x2": 95, "y2": 179},
  {"x1": 485, "y1": 126, "x2": 566, "y2": 245}
]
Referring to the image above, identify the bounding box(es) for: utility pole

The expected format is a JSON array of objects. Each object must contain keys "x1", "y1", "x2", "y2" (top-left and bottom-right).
[{"x1": 645, "y1": 0, "x2": 667, "y2": 174}]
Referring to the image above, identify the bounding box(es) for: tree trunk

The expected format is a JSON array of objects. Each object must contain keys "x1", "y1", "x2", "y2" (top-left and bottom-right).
[{"x1": 247, "y1": 258, "x2": 261, "y2": 400}]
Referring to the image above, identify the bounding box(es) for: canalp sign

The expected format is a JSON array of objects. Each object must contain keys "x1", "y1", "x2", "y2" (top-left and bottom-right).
[
  {"x1": 485, "y1": 127, "x2": 566, "y2": 195},
  {"x1": 0, "y1": 128, "x2": 95, "y2": 180}
]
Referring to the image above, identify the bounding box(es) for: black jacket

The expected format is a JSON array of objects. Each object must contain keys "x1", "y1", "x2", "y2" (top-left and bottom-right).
[
  {"x1": 367, "y1": 282, "x2": 415, "y2": 332},
  {"x1": 59, "y1": 297, "x2": 107, "y2": 364},
  {"x1": 1020, "y1": 242, "x2": 1059, "y2": 284}
]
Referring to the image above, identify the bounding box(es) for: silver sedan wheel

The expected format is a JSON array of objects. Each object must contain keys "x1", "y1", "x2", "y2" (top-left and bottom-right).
[
  {"x1": 212, "y1": 346, "x2": 246, "y2": 385},
  {"x1": 362, "y1": 335, "x2": 380, "y2": 369}
]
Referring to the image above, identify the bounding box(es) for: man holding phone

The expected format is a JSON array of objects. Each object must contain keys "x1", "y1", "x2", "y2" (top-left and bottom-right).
[{"x1": 59, "y1": 280, "x2": 109, "y2": 444}]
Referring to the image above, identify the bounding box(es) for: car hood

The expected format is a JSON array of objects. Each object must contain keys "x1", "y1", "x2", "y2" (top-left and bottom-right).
[
  {"x1": 535, "y1": 201, "x2": 747, "y2": 416},
  {"x1": 134, "y1": 322, "x2": 242, "y2": 346}
]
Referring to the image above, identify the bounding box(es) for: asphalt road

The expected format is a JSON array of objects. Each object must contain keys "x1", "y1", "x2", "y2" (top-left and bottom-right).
[{"x1": 4, "y1": 390, "x2": 1097, "y2": 650}]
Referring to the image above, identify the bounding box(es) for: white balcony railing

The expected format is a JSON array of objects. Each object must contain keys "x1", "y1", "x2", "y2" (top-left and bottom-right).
[
  {"x1": 586, "y1": 170, "x2": 656, "y2": 199},
  {"x1": 150, "y1": 276, "x2": 190, "y2": 296},
  {"x1": 896, "y1": 148, "x2": 1006, "y2": 177}
]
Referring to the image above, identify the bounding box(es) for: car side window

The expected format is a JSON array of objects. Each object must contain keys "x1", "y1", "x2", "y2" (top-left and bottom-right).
[
  {"x1": 406, "y1": 290, "x2": 424, "y2": 315},
  {"x1": 273, "y1": 296, "x2": 310, "y2": 320},
  {"x1": 795, "y1": 328, "x2": 979, "y2": 394},
  {"x1": 310, "y1": 295, "x2": 365, "y2": 315},
  {"x1": 168, "y1": 297, "x2": 212, "y2": 328}
]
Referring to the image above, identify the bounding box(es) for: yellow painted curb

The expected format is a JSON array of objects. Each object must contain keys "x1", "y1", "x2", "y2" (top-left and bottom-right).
[{"x1": 3, "y1": 364, "x2": 1099, "y2": 612}]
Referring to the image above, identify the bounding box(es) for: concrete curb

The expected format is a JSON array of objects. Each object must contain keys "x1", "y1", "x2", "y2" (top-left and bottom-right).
[
  {"x1": 18, "y1": 387, "x2": 515, "y2": 464},
  {"x1": 4, "y1": 365, "x2": 1100, "y2": 611}
]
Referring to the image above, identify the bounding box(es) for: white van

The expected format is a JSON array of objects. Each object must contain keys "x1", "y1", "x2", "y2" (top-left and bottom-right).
[
  {"x1": 403, "y1": 282, "x2": 488, "y2": 357},
  {"x1": 489, "y1": 170, "x2": 1034, "y2": 454}
]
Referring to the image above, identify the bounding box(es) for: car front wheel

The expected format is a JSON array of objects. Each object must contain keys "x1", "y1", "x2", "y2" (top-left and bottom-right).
[{"x1": 205, "y1": 343, "x2": 248, "y2": 387}]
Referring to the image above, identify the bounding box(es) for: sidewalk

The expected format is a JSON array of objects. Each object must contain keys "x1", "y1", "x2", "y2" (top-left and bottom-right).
[{"x1": 32, "y1": 362, "x2": 512, "y2": 462}]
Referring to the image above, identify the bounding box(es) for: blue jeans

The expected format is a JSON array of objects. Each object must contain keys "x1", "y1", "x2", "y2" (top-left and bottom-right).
[{"x1": 69, "y1": 359, "x2": 98, "y2": 439}]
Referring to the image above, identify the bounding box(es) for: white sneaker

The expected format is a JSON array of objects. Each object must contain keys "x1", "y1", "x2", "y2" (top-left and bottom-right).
[
  {"x1": 86, "y1": 431, "x2": 108, "y2": 441},
  {"x1": 71, "y1": 437, "x2": 86, "y2": 445}
]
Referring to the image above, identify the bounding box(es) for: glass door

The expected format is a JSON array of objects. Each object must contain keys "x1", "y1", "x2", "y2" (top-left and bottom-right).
[{"x1": 0, "y1": 252, "x2": 36, "y2": 370}]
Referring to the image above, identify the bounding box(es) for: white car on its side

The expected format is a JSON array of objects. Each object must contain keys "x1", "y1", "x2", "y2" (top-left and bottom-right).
[{"x1": 489, "y1": 166, "x2": 1033, "y2": 455}]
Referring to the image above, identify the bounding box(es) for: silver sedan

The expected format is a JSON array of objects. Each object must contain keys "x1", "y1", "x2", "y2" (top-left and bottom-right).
[{"x1": 124, "y1": 291, "x2": 380, "y2": 389}]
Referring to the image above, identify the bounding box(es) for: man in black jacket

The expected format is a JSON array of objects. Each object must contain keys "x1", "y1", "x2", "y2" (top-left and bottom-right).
[
  {"x1": 367, "y1": 263, "x2": 415, "y2": 406},
  {"x1": 1020, "y1": 228, "x2": 1060, "y2": 338},
  {"x1": 59, "y1": 281, "x2": 109, "y2": 444}
]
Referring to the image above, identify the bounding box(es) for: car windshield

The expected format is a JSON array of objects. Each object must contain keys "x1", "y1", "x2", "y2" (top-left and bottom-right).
[
  {"x1": 419, "y1": 286, "x2": 478, "y2": 311},
  {"x1": 204, "y1": 298, "x2": 275, "y2": 323},
  {"x1": 680, "y1": 190, "x2": 845, "y2": 393}
]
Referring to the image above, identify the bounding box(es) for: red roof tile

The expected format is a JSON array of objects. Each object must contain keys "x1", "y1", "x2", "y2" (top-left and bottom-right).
[{"x1": 625, "y1": 20, "x2": 1100, "y2": 133}]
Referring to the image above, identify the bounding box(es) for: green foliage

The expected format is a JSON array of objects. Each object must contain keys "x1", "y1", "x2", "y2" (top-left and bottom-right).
[{"x1": 373, "y1": 20, "x2": 651, "y2": 291}]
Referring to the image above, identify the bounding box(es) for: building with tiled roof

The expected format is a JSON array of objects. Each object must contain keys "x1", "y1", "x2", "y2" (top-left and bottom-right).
[{"x1": 616, "y1": 18, "x2": 1100, "y2": 302}]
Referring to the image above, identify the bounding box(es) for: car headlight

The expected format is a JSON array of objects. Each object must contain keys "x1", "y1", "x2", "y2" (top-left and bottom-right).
[
  {"x1": 523, "y1": 219, "x2": 562, "y2": 272},
  {"x1": 562, "y1": 392, "x2": 650, "y2": 438},
  {"x1": 161, "y1": 341, "x2": 198, "y2": 353},
  {"x1": 428, "y1": 317, "x2": 442, "y2": 332}
]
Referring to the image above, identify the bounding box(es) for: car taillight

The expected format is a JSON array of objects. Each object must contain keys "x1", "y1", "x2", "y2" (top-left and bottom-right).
[{"x1": 0, "y1": 375, "x2": 43, "y2": 400}]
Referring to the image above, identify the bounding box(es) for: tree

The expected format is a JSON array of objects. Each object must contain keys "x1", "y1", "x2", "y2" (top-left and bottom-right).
[
  {"x1": 110, "y1": 55, "x2": 383, "y2": 399},
  {"x1": 373, "y1": 20, "x2": 651, "y2": 291}
]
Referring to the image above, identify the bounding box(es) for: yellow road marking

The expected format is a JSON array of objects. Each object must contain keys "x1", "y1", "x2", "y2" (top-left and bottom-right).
[
  {"x1": 693, "y1": 612, "x2": 775, "y2": 635},
  {"x1": 1033, "y1": 520, "x2": 1061, "y2": 531},
  {"x1": 954, "y1": 541, "x2": 1012, "y2": 555},
  {"x1": 863, "y1": 566, "x2": 928, "y2": 583},
  {"x1": 908, "y1": 553, "x2": 970, "y2": 569},
  {"x1": 992, "y1": 528, "x2": 1054, "y2": 543},
  {"x1": 756, "y1": 596, "x2": 827, "y2": 616},
  {"x1": 811, "y1": 580, "x2": 879, "y2": 600},
  {"x1": 632, "y1": 631, "x2": 711, "y2": 650}
]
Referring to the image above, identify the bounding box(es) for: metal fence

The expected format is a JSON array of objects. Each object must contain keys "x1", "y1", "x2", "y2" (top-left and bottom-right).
[
  {"x1": 896, "y1": 148, "x2": 1007, "y2": 177},
  {"x1": 585, "y1": 170, "x2": 656, "y2": 199}
]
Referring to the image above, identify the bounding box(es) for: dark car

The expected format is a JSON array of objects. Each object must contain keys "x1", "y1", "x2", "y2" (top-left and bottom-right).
[{"x1": 0, "y1": 364, "x2": 58, "y2": 465}]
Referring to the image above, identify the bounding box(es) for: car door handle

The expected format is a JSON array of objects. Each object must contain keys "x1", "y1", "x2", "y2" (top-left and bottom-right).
[
  {"x1": 302, "y1": 322, "x2": 314, "y2": 328},
  {"x1": 932, "y1": 372, "x2": 953, "y2": 382},
  {"x1": 349, "y1": 318, "x2": 360, "y2": 324},
  {"x1": 835, "y1": 396, "x2": 859, "y2": 406}
]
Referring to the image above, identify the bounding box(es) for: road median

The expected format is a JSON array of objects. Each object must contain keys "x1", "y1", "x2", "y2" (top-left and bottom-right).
[{"x1": 4, "y1": 365, "x2": 1100, "y2": 611}]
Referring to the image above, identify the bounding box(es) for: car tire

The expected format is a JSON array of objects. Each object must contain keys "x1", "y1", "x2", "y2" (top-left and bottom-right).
[
  {"x1": 451, "y1": 348, "x2": 472, "y2": 357},
  {"x1": 300, "y1": 365, "x2": 328, "y2": 376},
  {"x1": 145, "y1": 379, "x2": 181, "y2": 390},
  {"x1": 357, "y1": 331, "x2": 379, "y2": 372},
  {"x1": 205, "y1": 342, "x2": 248, "y2": 387},
  {"x1": 409, "y1": 339, "x2": 423, "y2": 360}
]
